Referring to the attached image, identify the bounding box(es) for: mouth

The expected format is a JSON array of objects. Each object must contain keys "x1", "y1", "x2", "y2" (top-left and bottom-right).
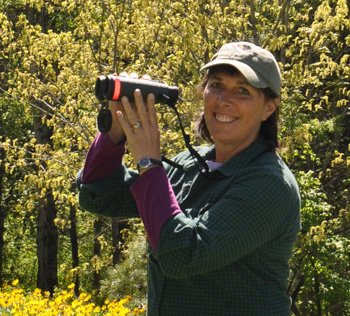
[{"x1": 215, "y1": 113, "x2": 238, "y2": 123}]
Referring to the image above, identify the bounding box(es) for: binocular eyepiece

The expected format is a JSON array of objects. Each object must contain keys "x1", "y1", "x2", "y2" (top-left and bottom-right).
[{"x1": 95, "y1": 74, "x2": 179, "y2": 106}]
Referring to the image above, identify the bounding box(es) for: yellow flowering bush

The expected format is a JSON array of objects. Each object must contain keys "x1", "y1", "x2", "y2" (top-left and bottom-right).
[{"x1": 0, "y1": 281, "x2": 146, "y2": 316}]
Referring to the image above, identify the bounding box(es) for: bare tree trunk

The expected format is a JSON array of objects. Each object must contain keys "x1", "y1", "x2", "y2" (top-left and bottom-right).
[
  {"x1": 93, "y1": 218, "x2": 102, "y2": 291},
  {"x1": 36, "y1": 190, "x2": 58, "y2": 293},
  {"x1": 111, "y1": 219, "x2": 128, "y2": 265},
  {"x1": 290, "y1": 275, "x2": 304, "y2": 316},
  {"x1": 26, "y1": 3, "x2": 58, "y2": 295},
  {"x1": 112, "y1": 219, "x2": 120, "y2": 265},
  {"x1": 279, "y1": 0, "x2": 290, "y2": 65},
  {"x1": 0, "y1": 147, "x2": 5, "y2": 284},
  {"x1": 70, "y1": 204, "x2": 80, "y2": 296},
  {"x1": 249, "y1": 0, "x2": 260, "y2": 45},
  {"x1": 32, "y1": 82, "x2": 58, "y2": 295},
  {"x1": 33, "y1": 114, "x2": 57, "y2": 294}
]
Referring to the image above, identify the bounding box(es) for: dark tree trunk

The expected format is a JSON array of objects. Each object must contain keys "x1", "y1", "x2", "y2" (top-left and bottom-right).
[
  {"x1": 93, "y1": 218, "x2": 102, "y2": 291},
  {"x1": 112, "y1": 219, "x2": 128, "y2": 265},
  {"x1": 26, "y1": 3, "x2": 58, "y2": 294},
  {"x1": 33, "y1": 106, "x2": 58, "y2": 294},
  {"x1": 36, "y1": 191, "x2": 58, "y2": 294},
  {"x1": 0, "y1": 147, "x2": 5, "y2": 284},
  {"x1": 70, "y1": 204, "x2": 80, "y2": 296},
  {"x1": 112, "y1": 219, "x2": 120, "y2": 265},
  {"x1": 34, "y1": 120, "x2": 58, "y2": 294}
]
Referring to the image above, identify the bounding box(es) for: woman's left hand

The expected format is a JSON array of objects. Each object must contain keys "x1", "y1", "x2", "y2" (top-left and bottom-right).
[{"x1": 116, "y1": 86, "x2": 162, "y2": 168}]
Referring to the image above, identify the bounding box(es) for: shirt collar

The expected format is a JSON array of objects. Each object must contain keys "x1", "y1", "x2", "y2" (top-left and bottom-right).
[
  {"x1": 216, "y1": 138, "x2": 269, "y2": 177},
  {"x1": 183, "y1": 138, "x2": 269, "y2": 177}
]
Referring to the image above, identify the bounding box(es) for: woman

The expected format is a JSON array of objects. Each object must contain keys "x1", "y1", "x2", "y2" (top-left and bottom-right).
[{"x1": 77, "y1": 42, "x2": 301, "y2": 315}]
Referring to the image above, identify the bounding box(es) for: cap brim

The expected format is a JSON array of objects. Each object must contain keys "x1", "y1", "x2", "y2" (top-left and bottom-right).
[{"x1": 200, "y1": 59, "x2": 269, "y2": 90}]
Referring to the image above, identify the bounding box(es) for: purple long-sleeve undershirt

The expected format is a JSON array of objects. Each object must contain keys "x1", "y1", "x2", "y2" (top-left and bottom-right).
[
  {"x1": 81, "y1": 133, "x2": 125, "y2": 183},
  {"x1": 130, "y1": 167, "x2": 182, "y2": 250},
  {"x1": 81, "y1": 133, "x2": 182, "y2": 251}
]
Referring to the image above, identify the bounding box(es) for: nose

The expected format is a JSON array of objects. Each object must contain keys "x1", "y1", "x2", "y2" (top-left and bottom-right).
[{"x1": 217, "y1": 90, "x2": 233, "y2": 106}]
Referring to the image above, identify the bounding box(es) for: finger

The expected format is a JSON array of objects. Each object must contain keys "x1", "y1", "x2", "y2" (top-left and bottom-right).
[
  {"x1": 121, "y1": 96, "x2": 140, "y2": 124},
  {"x1": 141, "y1": 74, "x2": 152, "y2": 80},
  {"x1": 108, "y1": 100, "x2": 123, "y2": 118},
  {"x1": 116, "y1": 111, "x2": 133, "y2": 135},
  {"x1": 130, "y1": 72, "x2": 139, "y2": 79},
  {"x1": 119, "y1": 71, "x2": 129, "y2": 78},
  {"x1": 147, "y1": 93, "x2": 158, "y2": 127},
  {"x1": 134, "y1": 89, "x2": 149, "y2": 123}
]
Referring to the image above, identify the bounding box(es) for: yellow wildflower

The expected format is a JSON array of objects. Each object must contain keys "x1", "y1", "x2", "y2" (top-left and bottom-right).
[{"x1": 11, "y1": 280, "x2": 19, "y2": 286}]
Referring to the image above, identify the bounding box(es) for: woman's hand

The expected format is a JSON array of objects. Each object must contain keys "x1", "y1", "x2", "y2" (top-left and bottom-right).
[
  {"x1": 107, "y1": 72, "x2": 152, "y2": 144},
  {"x1": 116, "y1": 85, "x2": 161, "y2": 169}
]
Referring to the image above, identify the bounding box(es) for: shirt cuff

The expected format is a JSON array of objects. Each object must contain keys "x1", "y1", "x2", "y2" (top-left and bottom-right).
[
  {"x1": 130, "y1": 166, "x2": 182, "y2": 251},
  {"x1": 81, "y1": 133, "x2": 126, "y2": 183}
]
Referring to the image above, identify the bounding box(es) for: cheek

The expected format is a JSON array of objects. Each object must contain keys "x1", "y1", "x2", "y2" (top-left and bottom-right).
[
  {"x1": 203, "y1": 105, "x2": 211, "y2": 123},
  {"x1": 244, "y1": 100, "x2": 268, "y2": 120},
  {"x1": 203, "y1": 89, "x2": 217, "y2": 110},
  {"x1": 203, "y1": 91, "x2": 211, "y2": 114},
  {"x1": 203, "y1": 90, "x2": 209, "y2": 105},
  {"x1": 248, "y1": 110, "x2": 265, "y2": 125}
]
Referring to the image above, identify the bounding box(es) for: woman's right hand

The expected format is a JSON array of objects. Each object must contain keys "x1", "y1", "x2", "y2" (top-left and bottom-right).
[{"x1": 107, "y1": 72, "x2": 151, "y2": 144}]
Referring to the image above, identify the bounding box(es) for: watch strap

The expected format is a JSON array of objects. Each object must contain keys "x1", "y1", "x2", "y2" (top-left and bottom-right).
[{"x1": 137, "y1": 157, "x2": 163, "y2": 171}]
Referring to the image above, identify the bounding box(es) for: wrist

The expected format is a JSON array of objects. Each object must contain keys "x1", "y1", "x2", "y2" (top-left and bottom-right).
[
  {"x1": 137, "y1": 157, "x2": 163, "y2": 174},
  {"x1": 107, "y1": 128, "x2": 125, "y2": 145},
  {"x1": 138, "y1": 164, "x2": 161, "y2": 175}
]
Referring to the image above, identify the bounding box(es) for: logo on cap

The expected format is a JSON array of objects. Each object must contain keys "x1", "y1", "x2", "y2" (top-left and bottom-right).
[{"x1": 236, "y1": 44, "x2": 252, "y2": 54}]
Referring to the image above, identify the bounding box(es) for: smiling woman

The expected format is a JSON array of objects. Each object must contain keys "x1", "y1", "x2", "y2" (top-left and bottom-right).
[
  {"x1": 197, "y1": 65, "x2": 281, "y2": 162},
  {"x1": 77, "y1": 41, "x2": 301, "y2": 315}
]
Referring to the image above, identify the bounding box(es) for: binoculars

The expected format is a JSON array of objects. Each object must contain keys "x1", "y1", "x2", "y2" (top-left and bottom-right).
[
  {"x1": 95, "y1": 74, "x2": 179, "y2": 133},
  {"x1": 95, "y1": 74, "x2": 179, "y2": 105}
]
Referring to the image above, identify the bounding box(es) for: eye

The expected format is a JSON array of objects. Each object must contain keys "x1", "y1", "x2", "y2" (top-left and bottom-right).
[
  {"x1": 239, "y1": 87, "x2": 250, "y2": 95},
  {"x1": 209, "y1": 81, "x2": 222, "y2": 89}
]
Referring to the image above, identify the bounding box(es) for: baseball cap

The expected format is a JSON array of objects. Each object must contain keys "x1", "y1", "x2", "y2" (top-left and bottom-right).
[{"x1": 201, "y1": 42, "x2": 281, "y2": 96}]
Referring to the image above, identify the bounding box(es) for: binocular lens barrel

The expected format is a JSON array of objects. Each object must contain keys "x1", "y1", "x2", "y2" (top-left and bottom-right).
[{"x1": 95, "y1": 75, "x2": 179, "y2": 105}]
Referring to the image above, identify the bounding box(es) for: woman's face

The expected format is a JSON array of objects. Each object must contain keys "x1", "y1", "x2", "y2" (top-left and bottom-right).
[{"x1": 203, "y1": 70, "x2": 276, "y2": 160}]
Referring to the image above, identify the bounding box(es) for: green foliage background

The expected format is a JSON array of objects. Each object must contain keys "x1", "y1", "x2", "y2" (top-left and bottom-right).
[{"x1": 0, "y1": 0, "x2": 349, "y2": 315}]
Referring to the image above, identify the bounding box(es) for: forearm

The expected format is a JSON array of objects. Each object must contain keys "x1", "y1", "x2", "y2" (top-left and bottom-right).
[
  {"x1": 78, "y1": 160, "x2": 140, "y2": 219},
  {"x1": 82, "y1": 133, "x2": 126, "y2": 183},
  {"x1": 130, "y1": 166, "x2": 182, "y2": 251}
]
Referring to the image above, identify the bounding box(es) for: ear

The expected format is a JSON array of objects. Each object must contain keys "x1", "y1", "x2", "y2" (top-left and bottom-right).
[{"x1": 262, "y1": 97, "x2": 280, "y2": 121}]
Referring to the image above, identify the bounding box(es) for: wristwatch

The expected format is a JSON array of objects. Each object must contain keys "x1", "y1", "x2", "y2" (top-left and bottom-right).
[{"x1": 137, "y1": 157, "x2": 163, "y2": 171}]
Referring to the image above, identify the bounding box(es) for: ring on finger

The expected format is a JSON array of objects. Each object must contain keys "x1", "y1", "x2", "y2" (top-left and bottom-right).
[{"x1": 131, "y1": 120, "x2": 141, "y2": 129}]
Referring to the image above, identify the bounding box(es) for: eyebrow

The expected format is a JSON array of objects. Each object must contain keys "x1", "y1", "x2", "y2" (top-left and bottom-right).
[{"x1": 209, "y1": 74, "x2": 251, "y2": 86}]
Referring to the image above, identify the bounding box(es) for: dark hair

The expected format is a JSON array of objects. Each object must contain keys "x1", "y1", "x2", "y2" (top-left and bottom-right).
[{"x1": 196, "y1": 65, "x2": 280, "y2": 152}]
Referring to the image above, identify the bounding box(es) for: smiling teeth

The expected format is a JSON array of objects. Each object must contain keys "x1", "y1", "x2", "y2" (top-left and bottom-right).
[{"x1": 216, "y1": 114, "x2": 237, "y2": 123}]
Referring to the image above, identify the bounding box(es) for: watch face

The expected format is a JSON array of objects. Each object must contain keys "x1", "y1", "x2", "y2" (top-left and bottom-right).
[{"x1": 139, "y1": 157, "x2": 151, "y2": 168}]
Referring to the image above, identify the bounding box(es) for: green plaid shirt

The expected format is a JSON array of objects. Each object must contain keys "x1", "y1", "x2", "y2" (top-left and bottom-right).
[{"x1": 78, "y1": 139, "x2": 301, "y2": 316}]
